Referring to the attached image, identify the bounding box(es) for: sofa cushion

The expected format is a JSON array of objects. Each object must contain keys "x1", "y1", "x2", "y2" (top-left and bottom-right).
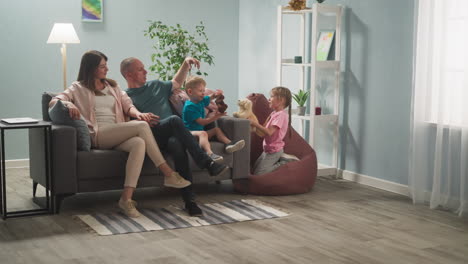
[{"x1": 49, "y1": 100, "x2": 91, "y2": 151}]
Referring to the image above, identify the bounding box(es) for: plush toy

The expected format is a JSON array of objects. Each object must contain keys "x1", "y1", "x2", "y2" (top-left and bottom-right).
[
  {"x1": 213, "y1": 93, "x2": 228, "y2": 114},
  {"x1": 233, "y1": 98, "x2": 264, "y2": 137}
]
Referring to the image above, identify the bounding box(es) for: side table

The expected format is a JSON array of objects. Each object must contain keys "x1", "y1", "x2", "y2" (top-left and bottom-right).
[{"x1": 0, "y1": 121, "x2": 53, "y2": 219}]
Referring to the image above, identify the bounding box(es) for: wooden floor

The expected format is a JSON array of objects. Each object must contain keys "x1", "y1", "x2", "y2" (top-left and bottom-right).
[{"x1": 1, "y1": 167, "x2": 467, "y2": 264}]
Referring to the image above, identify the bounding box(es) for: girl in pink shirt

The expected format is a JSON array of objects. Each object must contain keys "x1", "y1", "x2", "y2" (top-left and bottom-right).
[{"x1": 251, "y1": 87, "x2": 294, "y2": 175}]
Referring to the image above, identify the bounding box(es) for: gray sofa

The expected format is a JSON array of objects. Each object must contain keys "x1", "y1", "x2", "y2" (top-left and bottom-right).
[{"x1": 29, "y1": 92, "x2": 251, "y2": 212}]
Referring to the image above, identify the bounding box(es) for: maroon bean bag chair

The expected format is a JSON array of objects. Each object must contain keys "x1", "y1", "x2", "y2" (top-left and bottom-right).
[{"x1": 233, "y1": 93, "x2": 317, "y2": 195}]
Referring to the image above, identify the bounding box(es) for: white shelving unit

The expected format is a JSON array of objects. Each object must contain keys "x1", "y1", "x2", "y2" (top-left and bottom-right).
[{"x1": 276, "y1": 4, "x2": 343, "y2": 177}]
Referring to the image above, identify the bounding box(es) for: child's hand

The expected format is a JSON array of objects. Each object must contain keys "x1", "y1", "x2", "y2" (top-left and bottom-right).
[
  {"x1": 206, "y1": 111, "x2": 216, "y2": 119},
  {"x1": 214, "y1": 89, "x2": 223, "y2": 96},
  {"x1": 250, "y1": 119, "x2": 259, "y2": 127},
  {"x1": 213, "y1": 111, "x2": 227, "y2": 120}
]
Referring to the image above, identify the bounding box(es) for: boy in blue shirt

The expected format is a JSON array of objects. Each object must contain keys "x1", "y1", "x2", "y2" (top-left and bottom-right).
[{"x1": 183, "y1": 76, "x2": 245, "y2": 161}]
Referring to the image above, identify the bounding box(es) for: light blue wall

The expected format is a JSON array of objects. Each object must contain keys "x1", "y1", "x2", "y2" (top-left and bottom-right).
[
  {"x1": 0, "y1": 0, "x2": 239, "y2": 159},
  {"x1": 2, "y1": 0, "x2": 415, "y2": 187},
  {"x1": 238, "y1": 0, "x2": 414, "y2": 185}
]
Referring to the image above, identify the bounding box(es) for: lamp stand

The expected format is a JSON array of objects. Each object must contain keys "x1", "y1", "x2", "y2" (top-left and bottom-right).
[{"x1": 61, "y1": 43, "x2": 67, "y2": 90}]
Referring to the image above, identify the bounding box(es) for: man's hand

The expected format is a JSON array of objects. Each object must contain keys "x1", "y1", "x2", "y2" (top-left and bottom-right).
[
  {"x1": 173, "y1": 57, "x2": 201, "y2": 89},
  {"x1": 137, "y1": 113, "x2": 160, "y2": 126},
  {"x1": 185, "y1": 57, "x2": 200, "y2": 70}
]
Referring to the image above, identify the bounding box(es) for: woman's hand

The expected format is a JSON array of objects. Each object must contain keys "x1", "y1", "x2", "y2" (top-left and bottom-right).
[
  {"x1": 137, "y1": 112, "x2": 160, "y2": 126},
  {"x1": 66, "y1": 103, "x2": 81, "y2": 120}
]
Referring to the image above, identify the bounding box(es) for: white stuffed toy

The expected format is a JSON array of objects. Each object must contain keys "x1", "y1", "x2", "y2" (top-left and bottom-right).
[{"x1": 233, "y1": 98, "x2": 264, "y2": 137}]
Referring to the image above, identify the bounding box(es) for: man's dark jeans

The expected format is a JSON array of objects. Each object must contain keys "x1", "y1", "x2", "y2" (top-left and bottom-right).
[{"x1": 151, "y1": 115, "x2": 212, "y2": 202}]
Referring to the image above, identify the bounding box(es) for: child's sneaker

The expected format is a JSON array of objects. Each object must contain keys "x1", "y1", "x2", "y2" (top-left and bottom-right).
[
  {"x1": 209, "y1": 153, "x2": 223, "y2": 162},
  {"x1": 225, "y1": 139, "x2": 245, "y2": 153},
  {"x1": 118, "y1": 198, "x2": 141, "y2": 218}
]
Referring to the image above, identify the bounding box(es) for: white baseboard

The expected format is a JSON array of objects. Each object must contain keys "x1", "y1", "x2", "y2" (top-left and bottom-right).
[
  {"x1": 5, "y1": 159, "x2": 29, "y2": 169},
  {"x1": 337, "y1": 169, "x2": 410, "y2": 197}
]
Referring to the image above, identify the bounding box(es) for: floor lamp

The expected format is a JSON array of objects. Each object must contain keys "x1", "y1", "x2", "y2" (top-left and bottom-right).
[{"x1": 47, "y1": 23, "x2": 80, "y2": 90}]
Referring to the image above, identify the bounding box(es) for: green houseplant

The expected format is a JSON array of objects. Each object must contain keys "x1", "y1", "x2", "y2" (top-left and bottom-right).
[
  {"x1": 144, "y1": 21, "x2": 214, "y2": 80},
  {"x1": 293, "y1": 89, "x2": 310, "y2": 115}
]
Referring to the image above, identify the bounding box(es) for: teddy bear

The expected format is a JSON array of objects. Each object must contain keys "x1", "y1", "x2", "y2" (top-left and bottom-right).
[
  {"x1": 212, "y1": 93, "x2": 228, "y2": 114},
  {"x1": 233, "y1": 98, "x2": 264, "y2": 137}
]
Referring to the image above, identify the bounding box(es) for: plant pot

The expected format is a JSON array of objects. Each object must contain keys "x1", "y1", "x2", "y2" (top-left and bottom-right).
[{"x1": 297, "y1": 106, "x2": 306, "y2": 116}]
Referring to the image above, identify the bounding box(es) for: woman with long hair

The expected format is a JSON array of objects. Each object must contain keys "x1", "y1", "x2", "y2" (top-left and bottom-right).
[{"x1": 49, "y1": 50, "x2": 190, "y2": 218}]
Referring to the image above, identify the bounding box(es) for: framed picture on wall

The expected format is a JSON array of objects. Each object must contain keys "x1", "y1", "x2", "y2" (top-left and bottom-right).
[
  {"x1": 82, "y1": 0, "x2": 103, "y2": 22},
  {"x1": 316, "y1": 30, "x2": 335, "y2": 61}
]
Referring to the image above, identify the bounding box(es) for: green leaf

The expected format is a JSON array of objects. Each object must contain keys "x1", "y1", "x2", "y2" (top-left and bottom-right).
[{"x1": 144, "y1": 20, "x2": 215, "y2": 79}]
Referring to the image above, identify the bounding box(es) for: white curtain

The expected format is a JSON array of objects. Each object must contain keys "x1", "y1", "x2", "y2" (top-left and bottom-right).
[{"x1": 410, "y1": 0, "x2": 468, "y2": 217}]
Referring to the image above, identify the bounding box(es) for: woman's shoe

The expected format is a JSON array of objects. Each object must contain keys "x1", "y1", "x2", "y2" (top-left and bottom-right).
[
  {"x1": 118, "y1": 198, "x2": 141, "y2": 218},
  {"x1": 164, "y1": 172, "x2": 191, "y2": 188}
]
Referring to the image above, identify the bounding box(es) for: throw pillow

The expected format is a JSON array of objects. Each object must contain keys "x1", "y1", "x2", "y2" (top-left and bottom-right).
[
  {"x1": 169, "y1": 88, "x2": 190, "y2": 117},
  {"x1": 48, "y1": 100, "x2": 91, "y2": 151}
]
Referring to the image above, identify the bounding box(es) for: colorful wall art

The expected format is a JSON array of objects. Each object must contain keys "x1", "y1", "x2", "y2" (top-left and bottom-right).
[{"x1": 82, "y1": 0, "x2": 103, "y2": 22}]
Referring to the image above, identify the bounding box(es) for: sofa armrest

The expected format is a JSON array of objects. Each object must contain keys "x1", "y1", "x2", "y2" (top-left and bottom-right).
[
  {"x1": 217, "y1": 116, "x2": 250, "y2": 179},
  {"x1": 29, "y1": 124, "x2": 78, "y2": 194}
]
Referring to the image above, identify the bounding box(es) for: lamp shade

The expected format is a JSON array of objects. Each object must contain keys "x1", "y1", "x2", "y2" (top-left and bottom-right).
[{"x1": 47, "y1": 23, "x2": 80, "y2": 44}]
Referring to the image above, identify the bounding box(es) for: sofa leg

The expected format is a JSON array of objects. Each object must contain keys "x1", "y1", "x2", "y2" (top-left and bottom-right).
[
  {"x1": 32, "y1": 181, "x2": 38, "y2": 197},
  {"x1": 53, "y1": 194, "x2": 73, "y2": 214}
]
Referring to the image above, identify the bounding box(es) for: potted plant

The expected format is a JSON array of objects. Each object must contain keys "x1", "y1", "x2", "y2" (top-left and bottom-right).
[
  {"x1": 293, "y1": 89, "x2": 310, "y2": 116},
  {"x1": 144, "y1": 21, "x2": 215, "y2": 81}
]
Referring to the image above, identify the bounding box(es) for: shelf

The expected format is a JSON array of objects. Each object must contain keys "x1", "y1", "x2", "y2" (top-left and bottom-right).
[
  {"x1": 281, "y1": 7, "x2": 313, "y2": 14},
  {"x1": 316, "y1": 5, "x2": 342, "y2": 16},
  {"x1": 292, "y1": 114, "x2": 338, "y2": 122},
  {"x1": 277, "y1": 4, "x2": 343, "y2": 179},
  {"x1": 281, "y1": 61, "x2": 339, "y2": 69},
  {"x1": 281, "y1": 4, "x2": 342, "y2": 16},
  {"x1": 282, "y1": 62, "x2": 313, "y2": 67}
]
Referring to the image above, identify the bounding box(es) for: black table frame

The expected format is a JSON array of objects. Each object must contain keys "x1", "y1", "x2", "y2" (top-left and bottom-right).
[{"x1": 0, "y1": 121, "x2": 53, "y2": 219}]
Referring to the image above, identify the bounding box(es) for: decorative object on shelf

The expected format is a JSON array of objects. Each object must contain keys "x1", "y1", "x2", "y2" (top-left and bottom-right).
[
  {"x1": 294, "y1": 56, "x2": 302, "y2": 63},
  {"x1": 292, "y1": 89, "x2": 310, "y2": 116},
  {"x1": 144, "y1": 21, "x2": 214, "y2": 81},
  {"x1": 233, "y1": 98, "x2": 264, "y2": 137},
  {"x1": 82, "y1": 0, "x2": 103, "y2": 22},
  {"x1": 315, "y1": 106, "x2": 321, "y2": 115},
  {"x1": 287, "y1": 0, "x2": 306, "y2": 11},
  {"x1": 317, "y1": 30, "x2": 335, "y2": 61},
  {"x1": 47, "y1": 23, "x2": 80, "y2": 90}
]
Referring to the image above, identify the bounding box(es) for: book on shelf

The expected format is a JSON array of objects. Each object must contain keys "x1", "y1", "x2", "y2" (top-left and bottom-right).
[{"x1": 316, "y1": 30, "x2": 335, "y2": 61}]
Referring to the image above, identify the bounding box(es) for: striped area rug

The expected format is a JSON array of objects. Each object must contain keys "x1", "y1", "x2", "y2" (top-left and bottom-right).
[{"x1": 76, "y1": 199, "x2": 289, "y2": 235}]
